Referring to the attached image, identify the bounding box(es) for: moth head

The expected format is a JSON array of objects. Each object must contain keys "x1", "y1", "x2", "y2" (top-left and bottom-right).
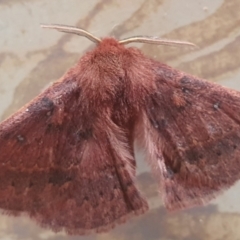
[{"x1": 40, "y1": 24, "x2": 197, "y2": 48}]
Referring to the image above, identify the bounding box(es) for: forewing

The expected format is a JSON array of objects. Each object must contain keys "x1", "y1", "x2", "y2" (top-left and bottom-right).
[
  {"x1": 0, "y1": 76, "x2": 147, "y2": 234},
  {"x1": 141, "y1": 63, "x2": 240, "y2": 210}
]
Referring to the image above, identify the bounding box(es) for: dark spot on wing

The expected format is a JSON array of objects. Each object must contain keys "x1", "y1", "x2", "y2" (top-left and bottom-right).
[
  {"x1": 48, "y1": 169, "x2": 75, "y2": 186},
  {"x1": 180, "y1": 76, "x2": 192, "y2": 84},
  {"x1": 45, "y1": 123, "x2": 62, "y2": 133},
  {"x1": 180, "y1": 75, "x2": 207, "y2": 91},
  {"x1": 216, "y1": 151, "x2": 222, "y2": 156},
  {"x1": 185, "y1": 149, "x2": 200, "y2": 163},
  {"x1": 83, "y1": 196, "x2": 89, "y2": 201},
  {"x1": 68, "y1": 128, "x2": 93, "y2": 146},
  {"x1": 29, "y1": 181, "x2": 33, "y2": 188},
  {"x1": 77, "y1": 128, "x2": 92, "y2": 141},
  {"x1": 28, "y1": 97, "x2": 55, "y2": 116}
]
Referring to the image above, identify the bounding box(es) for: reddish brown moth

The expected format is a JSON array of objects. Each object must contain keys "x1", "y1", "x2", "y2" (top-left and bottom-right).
[{"x1": 0, "y1": 24, "x2": 240, "y2": 235}]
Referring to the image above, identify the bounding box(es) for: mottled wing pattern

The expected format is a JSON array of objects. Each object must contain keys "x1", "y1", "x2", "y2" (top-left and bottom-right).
[
  {"x1": 0, "y1": 76, "x2": 147, "y2": 234},
  {"x1": 142, "y1": 62, "x2": 240, "y2": 210}
]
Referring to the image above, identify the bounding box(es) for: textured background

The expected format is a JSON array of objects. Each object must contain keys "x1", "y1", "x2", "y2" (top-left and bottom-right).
[{"x1": 0, "y1": 0, "x2": 240, "y2": 239}]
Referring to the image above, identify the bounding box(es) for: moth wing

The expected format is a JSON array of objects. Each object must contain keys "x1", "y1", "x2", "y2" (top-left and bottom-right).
[
  {"x1": 0, "y1": 77, "x2": 147, "y2": 234},
  {"x1": 140, "y1": 63, "x2": 240, "y2": 210}
]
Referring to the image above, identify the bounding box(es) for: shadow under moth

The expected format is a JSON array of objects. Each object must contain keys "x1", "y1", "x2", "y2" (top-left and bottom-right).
[{"x1": 0, "y1": 24, "x2": 239, "y2": 235}]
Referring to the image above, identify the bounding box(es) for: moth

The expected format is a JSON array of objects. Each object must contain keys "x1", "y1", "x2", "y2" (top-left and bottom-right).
[{"x1": 0, "y1": 24, "x2": 240, "y2": 235}]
